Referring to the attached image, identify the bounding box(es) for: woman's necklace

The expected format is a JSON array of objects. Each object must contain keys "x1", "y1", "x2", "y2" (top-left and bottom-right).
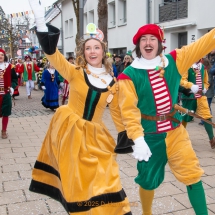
[
  {"x1": 0, "y1": 63, "x2": 7, "y2": 79},
  {"x1": 85, "y1": 67, "x2": 118, "y2": 103}
]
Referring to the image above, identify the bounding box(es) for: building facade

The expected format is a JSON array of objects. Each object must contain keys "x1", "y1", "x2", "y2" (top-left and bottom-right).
[{"x1": 51, "y1": 0, "x2": 215, "y2": 57}]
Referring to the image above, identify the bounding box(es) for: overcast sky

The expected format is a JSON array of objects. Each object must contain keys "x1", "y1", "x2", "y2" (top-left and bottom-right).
[{"x1": 1, "y1": 0, "x2": 57, "y2": 14}]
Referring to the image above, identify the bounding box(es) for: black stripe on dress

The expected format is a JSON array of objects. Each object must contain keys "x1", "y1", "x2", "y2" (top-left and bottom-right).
[
  {"x1": 83, "y1": 89, "x2": 93, "y2": 120},
  {"x1": 34, "y1": 161, "x2": 61, "y2": 180},
  {"x1": 29, "y1": 180, "x2": 131, "y2": 213},
  {"x1": 83, "y1": 89, "x2": 101, "y2": 121}
]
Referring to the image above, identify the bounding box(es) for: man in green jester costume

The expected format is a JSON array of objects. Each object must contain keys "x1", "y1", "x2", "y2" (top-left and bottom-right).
[
  {"x1": 181, "y1": 60, "x2": 215, "y2": 149},
  {"x1": 115, "y1": 24, "x2": 215, "y2": 215}
]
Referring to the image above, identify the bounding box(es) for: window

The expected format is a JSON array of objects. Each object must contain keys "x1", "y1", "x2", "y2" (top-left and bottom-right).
[
  {"x1": 69, "y1": 19, "x2": 73, "y2": 37},
  {"x1": 178, "y1": 32, "x2": 187, "y2": 48},
  {"x1": 108, "y1": 1, "x2": 116, "y2": 27},
  {"x1": 65, "y1": 20, "x2": 68, "y2": 37},
  {"x1": 89, "y1": 10, "x2": 94, "y2": 23},
  {"x1": 118, "y1": 0, "x2": 127, "y2": 25}
]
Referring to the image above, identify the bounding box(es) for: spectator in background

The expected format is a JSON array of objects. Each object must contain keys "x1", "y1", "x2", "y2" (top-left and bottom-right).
[
  {"x1": 41, "y1": 63, "x2": 60, "y2": 111},
  {"x1": 23, "y1": 55, "x2": 41, "y2": 99},
  {"x1": 118, "y1": 55, "x2": 133, "y2": 75},
  {"x1": 10, "y1": 59, "x2": 19, "y2": 98},
  {"x1": 16, "y1": 57, "x2": 24, "y2": 86},
  {"x1": 199, "y1": 58, "x2": 214, "y2": 125},
  {"x1": 114, "y1": 54, "x2": 122, "y2": 76}
]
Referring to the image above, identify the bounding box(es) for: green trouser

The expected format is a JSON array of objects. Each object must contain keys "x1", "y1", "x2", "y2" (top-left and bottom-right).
[
  {"x1": 187, "y1": 181, "x2": 208, "y2": 215},
  {"x1": 204, "y1": 119, "x2": 214, "y2": 140}
]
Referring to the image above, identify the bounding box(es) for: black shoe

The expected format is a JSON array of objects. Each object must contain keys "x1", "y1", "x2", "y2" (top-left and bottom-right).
[{"x1": 199, "y1": 122, "x2": 204, "y2": 125}]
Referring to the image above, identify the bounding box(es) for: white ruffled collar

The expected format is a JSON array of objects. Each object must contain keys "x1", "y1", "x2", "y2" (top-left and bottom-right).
[
  {"x1": 192, "y1": 62, "x2": 202, "y2": 70},
  {"x1": 0, "y1": 62, "x2": 9, "y2": 70},
  {"x1": 87, "y1": 63, "x2": 106, "y2": 74},
  {"x1": 48, "y1": 68, "x2": 55, "y2": 74},
  {"x1": 131, "y1": 55, "x2": 169, "y2": 70}
]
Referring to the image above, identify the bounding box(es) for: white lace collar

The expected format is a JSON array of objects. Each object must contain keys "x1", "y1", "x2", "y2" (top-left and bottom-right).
[
  {"x1": 87, "y1": 63, "x2": 106, "y2": 74},
  {"x1": 48, "y1": 68, "x2": 55, "y2": 74},
  {"x1": 131, "y1": 55, "x2": 169, "y2": 70},
  {"x1": 192, "y1": 62, "x2": 202, "y2": 70},
  {"x1": 0, "y1": 62, "x2": 9, "y2": 70}
]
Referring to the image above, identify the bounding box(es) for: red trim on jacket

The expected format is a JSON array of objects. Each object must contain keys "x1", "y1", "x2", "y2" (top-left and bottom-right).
[
  {"x1": 170, "y1": 50, "x2": 177, "y2": 61},
  {"x1": 117, "y1": 73, "x2": 131, "y2": 80}
]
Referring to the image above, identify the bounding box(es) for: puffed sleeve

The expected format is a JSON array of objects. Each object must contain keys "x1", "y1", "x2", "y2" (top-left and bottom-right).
[
  {"x1": 118, "y1": 79, "x2": 144, "y2": 140},
  {"x1": 108, "y1": 83, "x2": 134, "y2": 154}
]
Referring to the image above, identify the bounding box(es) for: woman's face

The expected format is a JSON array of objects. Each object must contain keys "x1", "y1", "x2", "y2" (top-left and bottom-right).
[
  {"x1": 84, "y1": 39, "x2": 103, "y2": 68},
  {"x1": 124, "y1": 56, "x2": 130, "y2": 63}
]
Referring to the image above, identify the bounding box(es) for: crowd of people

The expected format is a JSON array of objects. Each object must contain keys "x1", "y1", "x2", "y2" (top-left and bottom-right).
[{"x1": 7, "y1": 49, "x2": 133, "y2": 108}]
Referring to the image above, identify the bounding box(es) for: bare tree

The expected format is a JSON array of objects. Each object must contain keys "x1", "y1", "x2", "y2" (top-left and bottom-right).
[{"x1": 97, "y1": 0, "x2": 107, "y2": 42}]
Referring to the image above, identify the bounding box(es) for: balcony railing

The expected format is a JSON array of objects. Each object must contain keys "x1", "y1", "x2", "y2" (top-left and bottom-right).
[{"x1": 159, "y1": 0, "x2": 188, "y2": 23}]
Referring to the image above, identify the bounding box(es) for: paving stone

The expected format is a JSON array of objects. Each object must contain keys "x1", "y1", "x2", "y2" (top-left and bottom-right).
[
  {"x1": 0, "y1": 152, "x2": 26, "y2": 159},
  {"x1": 24, "y1": 189, "x2": 49, "y2": 202},
  {"x1": 155, "y1": 183, "x2": 183, "y2": 198},
  {"x1": 3, "y1": 164, "x2": 31, "y2": 172},
  {"x1": 46, "y1": 198, "x2": 67, "y2": 213},
  {"x1": 0, "y1": 190, "x2": 26, "y2": 205},
  {"x1": 19, "y1": 170, "x2": 32, "y2": 179},
  {"x1": 12, "y1": 147, "x2": 36, "y2": 153},
  {"x1": 15, "y1": 157, "x2": 36, "y2": 164},
  {"x1": 3, "y1": 179, "x2": 31, "y2": 192},
  {"x1": 121, "y1": 166, "x2": 138, "y2": 177},
  {"x1": 152, "y1": 196, "x2": 186, "y2": 214},
  {"x1": 7, "y1": 200, "x2": 49, "y2": 215},
  {"x1": 208, "y1": 204, "x2": 215, "y2": 213},
  {"x1": 0, "y1": 172, "x2": 20, "y2": 182},
  {"x1": 0, "y1": 205, "x2": 7, "y2": 215},
  {"x1": 202, "y1": 176, "x2": 215, "y2": 188}
]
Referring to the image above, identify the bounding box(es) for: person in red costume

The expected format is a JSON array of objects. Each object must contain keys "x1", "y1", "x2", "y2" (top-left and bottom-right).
[
  {"x1": 23, "y1": 55, "x2": 41, "y2": 99},
  {"x1": 16, "y1": 57, "x2": 24, "y2": 86},
  {"x1": 0, "y1": 49, "x2": 18, "y2": 138}
]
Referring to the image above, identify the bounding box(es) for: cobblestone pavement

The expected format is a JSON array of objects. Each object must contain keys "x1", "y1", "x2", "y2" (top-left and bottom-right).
[
  {"x1": 10, "y1": 86, "x2": 61, "y2": 118},
  {"x1": 0, "y1": 88, "x2": 215, "y2": 214}
]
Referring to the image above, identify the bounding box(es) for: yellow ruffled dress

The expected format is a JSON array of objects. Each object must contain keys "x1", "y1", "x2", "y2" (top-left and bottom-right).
[{"x1": 29, "y1": 49, "x2": 131, "y2": 215}]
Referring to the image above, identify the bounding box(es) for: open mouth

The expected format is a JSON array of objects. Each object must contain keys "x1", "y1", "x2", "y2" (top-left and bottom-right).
[
  {"x1": 89, "y1": 56, "x2": 97, "y2": 60},
  {"x1": 144, "y1": 47, "x2": 153, "y2": 53}
]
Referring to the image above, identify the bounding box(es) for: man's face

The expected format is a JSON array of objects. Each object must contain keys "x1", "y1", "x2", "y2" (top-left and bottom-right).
[
  {"x1": 139, "y1": 34, "x2": 159, "y2": 60},
  {"x1": 69, "y1": 59, "x2": 74, "y2": 64},
  {"x1": 115, "y1": 57, "x2": 121, "y2": 63}
]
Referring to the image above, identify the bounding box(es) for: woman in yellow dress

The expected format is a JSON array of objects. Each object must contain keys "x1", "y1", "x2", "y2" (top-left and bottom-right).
[{"x1": 28, "y1": 1, "x2": 131, "y2": 215}]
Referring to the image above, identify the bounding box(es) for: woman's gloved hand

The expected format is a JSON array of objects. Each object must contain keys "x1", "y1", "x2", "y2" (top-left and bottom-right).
[{"x1": 28, "y1": 0, "x2": 48, "y2": 32}]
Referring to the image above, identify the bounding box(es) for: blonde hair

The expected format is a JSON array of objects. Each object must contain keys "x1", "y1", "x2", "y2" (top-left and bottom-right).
[
  {"x1": 75, "y1": 38, "x2": 112, "y2": 74},
  {"x1": 123, "y1": 55, "x2": 132, "y2": 63}
]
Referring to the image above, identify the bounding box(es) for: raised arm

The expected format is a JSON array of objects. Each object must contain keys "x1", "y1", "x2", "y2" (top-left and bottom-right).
[
  {"x1": 176, "y1": 28, "x2": 215, "y2": 76},
  {"x1": 28, "y1": 0, "x2": 76, "y2": 82}
]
